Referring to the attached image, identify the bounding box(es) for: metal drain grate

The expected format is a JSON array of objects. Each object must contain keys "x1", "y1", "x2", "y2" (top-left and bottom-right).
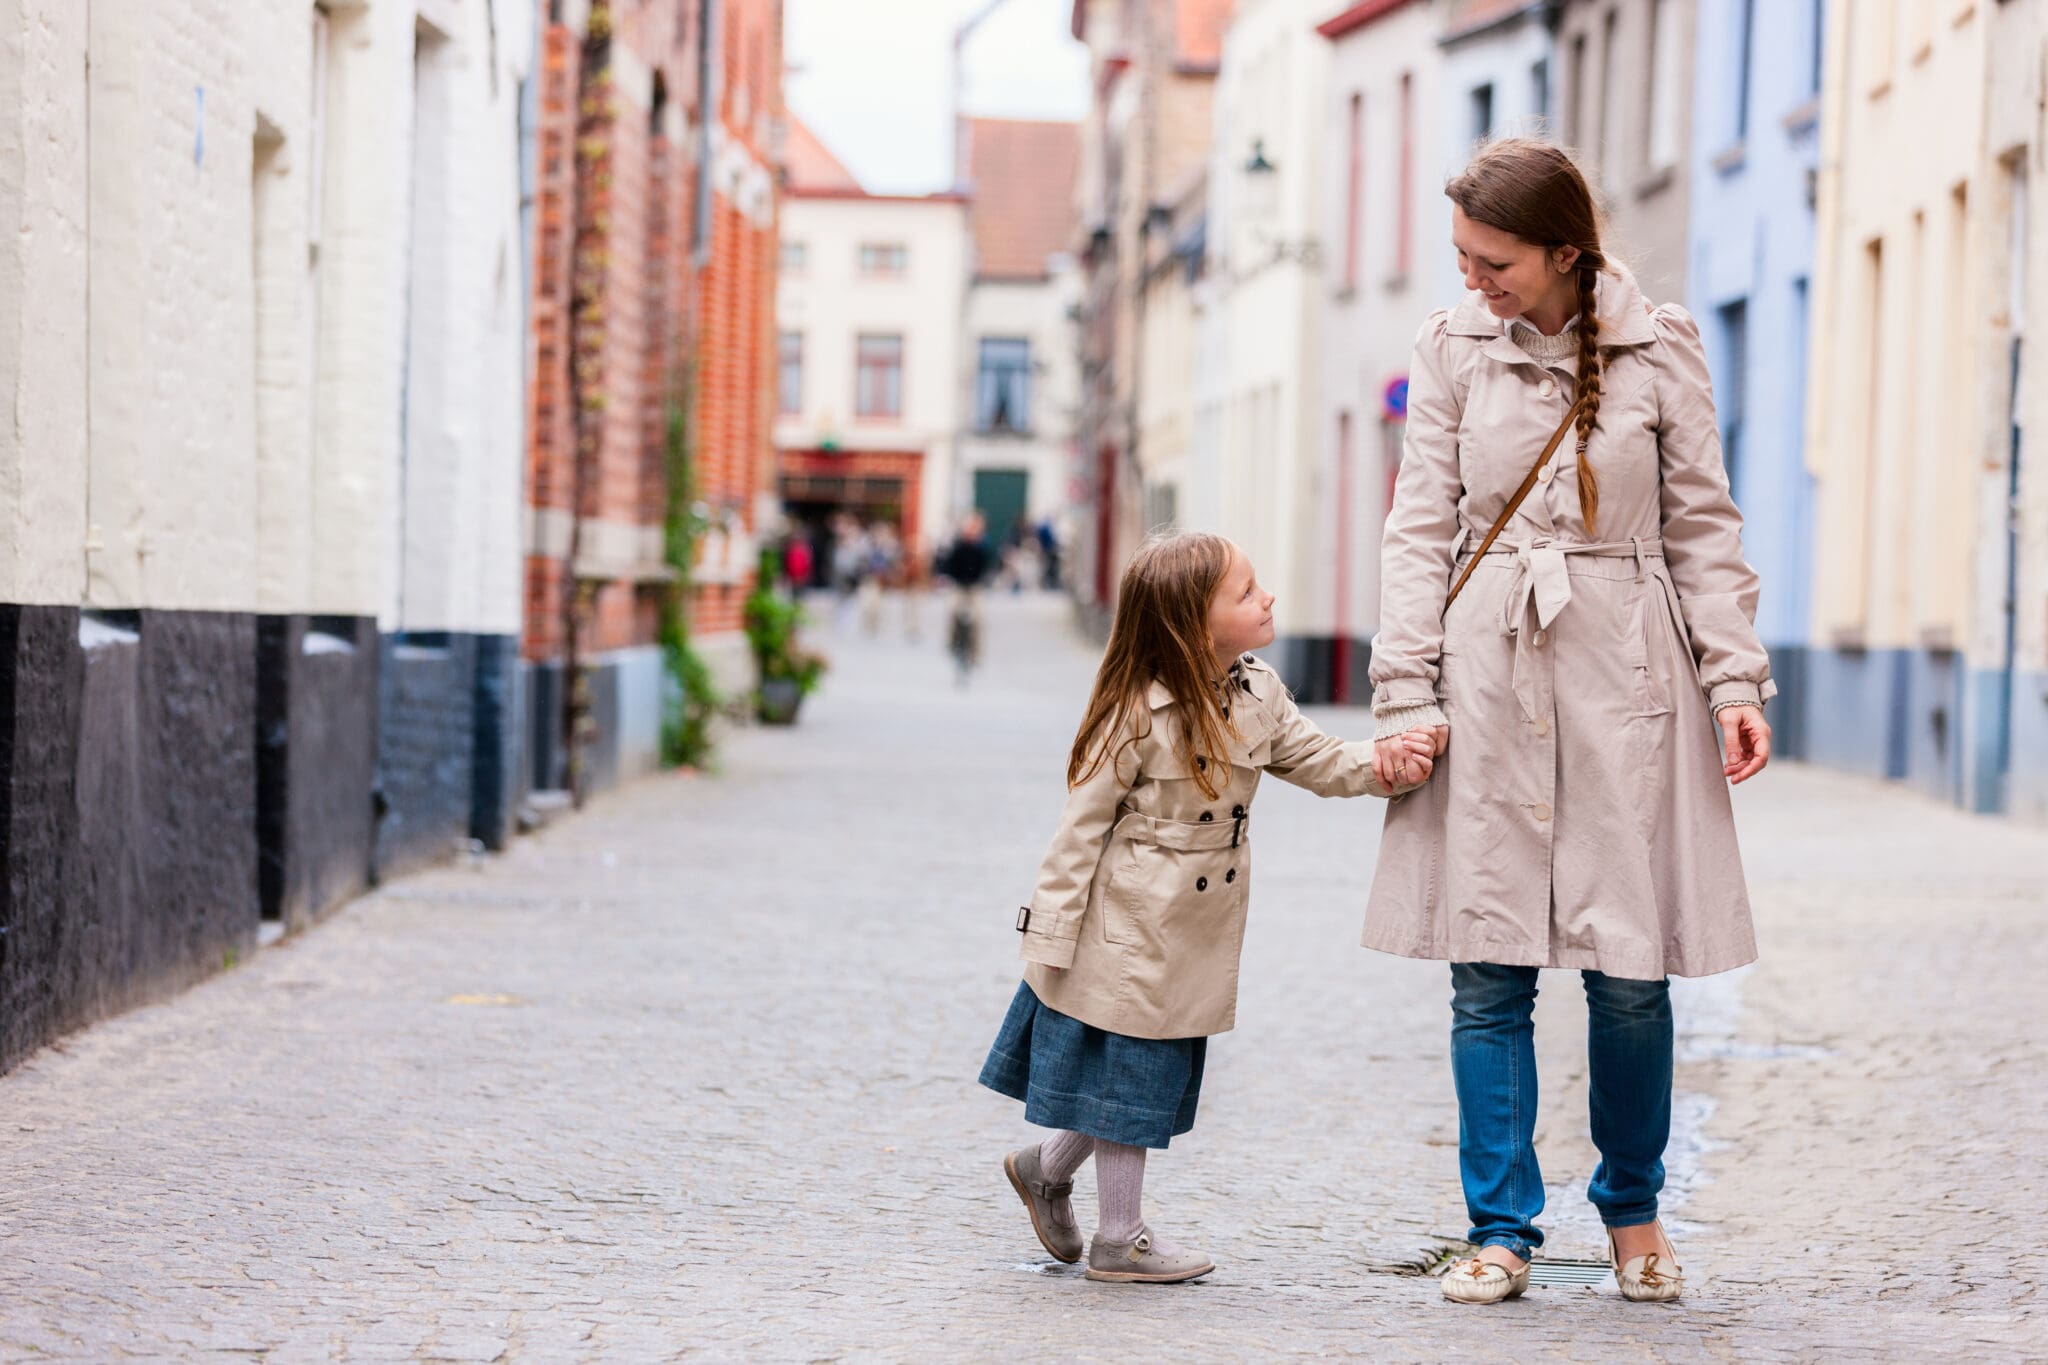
[{"x1": 1526, "y1": 1259, "x2": 1613, "y2": 1287}]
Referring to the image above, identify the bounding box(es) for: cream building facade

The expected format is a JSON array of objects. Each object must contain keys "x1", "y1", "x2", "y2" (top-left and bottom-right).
[{"x1": 1804, "y1": 0, "x2": 2048, "y2": 818}]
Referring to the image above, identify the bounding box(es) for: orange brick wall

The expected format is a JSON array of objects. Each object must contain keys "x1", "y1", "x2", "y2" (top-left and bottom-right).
[{"x1": 524, "y1": 0, "x2": 764, "y2": 664}]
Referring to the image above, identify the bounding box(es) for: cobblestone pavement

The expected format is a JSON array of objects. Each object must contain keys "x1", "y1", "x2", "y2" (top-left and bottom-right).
[{"x1": 2, "y1": 592, "x2": 2044, "y2": 1362}]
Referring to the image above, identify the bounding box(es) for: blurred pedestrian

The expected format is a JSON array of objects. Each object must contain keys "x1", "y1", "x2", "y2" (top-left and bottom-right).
[
  {"x1": 784, "y1": 534, "x2": 815, "y2": 592},
  {"x1": 936, "y1": 511, "x2": 994, "y2": 680},
  {"x1": 980, "y1": 530, "x2": 1437, "y2": 1284},
  {"x1": 1368, "y1": 139, "x2": 1774, "y2": 1307}
]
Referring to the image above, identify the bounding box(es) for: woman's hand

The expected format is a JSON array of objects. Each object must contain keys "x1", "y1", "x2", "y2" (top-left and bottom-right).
[
  {"x1": 1374, "y1": 729, "x2": 1441, "y2": 790},
  {"x1": 1717, "y1": 705, "x2": 1770, "y2": 784}
]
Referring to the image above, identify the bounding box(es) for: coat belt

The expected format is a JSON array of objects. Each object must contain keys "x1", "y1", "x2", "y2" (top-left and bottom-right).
[
  {"x1": 1111, "y1": 810, "x2": 1245, "y2": 852},
  {"x1": 1457, "y1": 535, "x2": 1683, "y2": 722}
]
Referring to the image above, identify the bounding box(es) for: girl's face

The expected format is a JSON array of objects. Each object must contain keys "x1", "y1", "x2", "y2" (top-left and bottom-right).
[
  {"x1": 1208, "y1": 543, "x2": 1276, "y2": 667},
  {"x1": 1451, "y1": 206, "x2": 1578, "y2": 322}
]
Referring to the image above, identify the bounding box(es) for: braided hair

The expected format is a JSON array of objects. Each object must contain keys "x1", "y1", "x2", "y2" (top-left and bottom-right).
[{"x1": 1446, "y1": 138, "x2": 1610, "y2": 535}]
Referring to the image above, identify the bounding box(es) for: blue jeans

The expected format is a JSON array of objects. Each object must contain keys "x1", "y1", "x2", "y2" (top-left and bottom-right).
[{"x1": 1449, "y1": 963, "x2": 1673, "y2": 1258}]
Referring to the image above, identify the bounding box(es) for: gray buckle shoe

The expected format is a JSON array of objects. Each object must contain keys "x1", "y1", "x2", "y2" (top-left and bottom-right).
[
  {"x1": 1084, "y1": 1230, "x2": 1216, "y2": 1284},
  {"x1": 1004, "y1": 1146, "x2": 1083, "y2": 1263}
]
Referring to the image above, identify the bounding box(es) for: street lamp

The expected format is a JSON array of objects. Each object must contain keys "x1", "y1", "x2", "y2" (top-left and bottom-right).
[
  {"x1": 1242, "y1": 138, "x2": 1278, "y2": 225},
  {"x1": 1239, "y1": 136, "x2": 1319, "y2": 269}
]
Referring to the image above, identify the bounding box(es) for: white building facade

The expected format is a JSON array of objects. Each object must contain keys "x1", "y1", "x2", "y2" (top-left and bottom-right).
[
  {"x1": 775, "y1": 186, "x2": 971, "y2": 567},
  {"x1": 1315, "y1": 0, "x2": 1451, "y2": 701},
  {"x1": 1205, "y1": 0, "x2": 1339, "y2": 697},
  {"x1": 0, "y1": 0, "x2": 532, "y2": 1070}
]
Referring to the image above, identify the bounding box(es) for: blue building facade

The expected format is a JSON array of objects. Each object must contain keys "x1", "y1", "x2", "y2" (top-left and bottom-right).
[{"x1": 1686, "y1": 0, "x2": 1824, "y2": 761}]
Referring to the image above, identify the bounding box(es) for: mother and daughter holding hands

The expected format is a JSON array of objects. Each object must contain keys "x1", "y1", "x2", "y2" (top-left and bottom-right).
[{"x1": 978, "y1": 140, "x2": 1775, "y2": 1304}]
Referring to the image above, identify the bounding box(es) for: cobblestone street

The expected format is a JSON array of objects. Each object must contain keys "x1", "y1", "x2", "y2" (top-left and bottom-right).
[{"x1": 1, "y1": 593, "x2": 2044, "y2": 1361}]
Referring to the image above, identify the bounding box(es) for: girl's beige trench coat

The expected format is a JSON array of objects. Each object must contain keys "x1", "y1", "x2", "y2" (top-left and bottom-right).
[
  {"x1": 1017, "y1": 657, "x2": 1405, "y2": 1040},
  {"x1": 1365, "y1": 266, "x2": 1774, "y2": 981}
]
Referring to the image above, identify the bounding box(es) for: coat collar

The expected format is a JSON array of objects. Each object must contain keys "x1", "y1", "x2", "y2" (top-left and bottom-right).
[
  {"x1": 1447, "y1": 263, "x2": 1656, "y2": 365},
  {"x1": 1144, "y1": 653, "x2": 1276, "y2": 711}
]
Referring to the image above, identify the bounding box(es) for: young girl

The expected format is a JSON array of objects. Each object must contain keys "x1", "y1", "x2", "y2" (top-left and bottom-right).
[{"x1": 978, "y1": 530, "x2": 1438, "y2": 1283}]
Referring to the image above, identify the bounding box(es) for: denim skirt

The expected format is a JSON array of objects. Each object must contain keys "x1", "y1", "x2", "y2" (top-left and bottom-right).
[{"x1": 978, "y1": 981, "x2": 1206, "y2": 1149}]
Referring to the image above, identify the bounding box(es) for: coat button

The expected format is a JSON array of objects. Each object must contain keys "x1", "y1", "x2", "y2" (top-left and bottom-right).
[
  {"x1": 1537, "y1": 465, "x2": 1553, "y2": 484},
  {"x1": 1225, "y1": 868, "x2": 1236, "y2": 883},
  {"x1": 1196, "y1": 876, "x2": 1209, "y2": 891},
  {"x1": 1200, "y1": 811, "x2": 1214, "y2": 821},
  {"x1": 1534, "y1": 717, "x2": 1551, "y2": 737},
  {"x1": 1532, "y1": 801, "x2": 1552, "y2": 822},
  {"x1": 1539, "y1": 377, "x2": 1557, "y2": 399},
  {"x1": 1533, "y1": 630, "x2": 1547, "y2": 647}
]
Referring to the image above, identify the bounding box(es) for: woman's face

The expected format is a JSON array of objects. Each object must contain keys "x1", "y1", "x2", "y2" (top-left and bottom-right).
[{"x1": 1451, "y1": 206, "x2": 1577, "y2": 321}]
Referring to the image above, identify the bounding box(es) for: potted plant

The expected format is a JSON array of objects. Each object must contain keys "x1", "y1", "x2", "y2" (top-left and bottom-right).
[{"x1": 744, "y1": 572, "x2": 828, "y2": 725}]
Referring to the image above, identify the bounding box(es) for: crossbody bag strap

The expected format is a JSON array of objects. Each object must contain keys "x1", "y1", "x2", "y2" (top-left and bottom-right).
[{"x1": 1442, "y1": 396, "x2": 1588, "y2": 611}]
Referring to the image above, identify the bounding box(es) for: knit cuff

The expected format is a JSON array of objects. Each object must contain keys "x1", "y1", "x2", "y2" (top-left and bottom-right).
[
  {"x1": 1709, "y1": 696, "x2": 1762, "y2": 717},
  {"x1": 1373, "y1": 699, "x2": 1448, "y2": 740}
]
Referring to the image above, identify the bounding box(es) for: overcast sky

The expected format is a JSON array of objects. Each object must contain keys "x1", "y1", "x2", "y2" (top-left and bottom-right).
[{"x1": 785, "y1": 0, "x2": 1091, "y2": 196}]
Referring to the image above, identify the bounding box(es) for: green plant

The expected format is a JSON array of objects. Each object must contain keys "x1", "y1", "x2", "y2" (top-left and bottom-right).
[
  {"x1": 744, "y1": 568, "x2": 829, "y2": 698},
  {"x1": 659, "y1": 385, "x2": 723, "y2": 768}
]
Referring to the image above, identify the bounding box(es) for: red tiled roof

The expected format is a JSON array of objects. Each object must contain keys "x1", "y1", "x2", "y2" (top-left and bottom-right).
[
  {"x1": 1175, "y1": 0, "x2": 1234, "y2": 68},
  {"x1": 966, "y1": 118, "x2": 1081, "y2": 280},
  {"x1": 783, "y1": 115, "x2": 863, "y2": 194},
  {"x1": 1316, "y1": 0, "x2": 1415, "y2": 41}
]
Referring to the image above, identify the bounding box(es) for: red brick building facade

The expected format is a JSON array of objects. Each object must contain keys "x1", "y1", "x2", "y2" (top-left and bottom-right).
[{"x1": 524, "y1": 0, "x2": 782, "y2": 791}]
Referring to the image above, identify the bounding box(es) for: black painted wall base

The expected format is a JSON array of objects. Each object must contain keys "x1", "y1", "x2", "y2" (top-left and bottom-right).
[
  {"x1": 1, "y1": 605, "x2": 260, "y2": 1074},
  {"x1": 1263, "y1": 635, "x2": 1376, "y2": 707},
  {"x1": 257, "y1": 615, "x2": 378, "y2": 930},
  {"x1": 520, "y1": 657, "x2": 626, "y2": 801},
  {"x1": 374, "y1": 631, "x2": 523, "y2": 881}
]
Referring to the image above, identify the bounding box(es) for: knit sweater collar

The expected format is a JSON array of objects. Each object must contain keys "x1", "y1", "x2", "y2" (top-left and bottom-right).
[{"x1": 1506, "y1": 314, "x2": 1582, "y2": 361}]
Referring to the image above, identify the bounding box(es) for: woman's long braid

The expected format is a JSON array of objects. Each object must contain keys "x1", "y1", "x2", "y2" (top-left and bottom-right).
[{"x1": 1573, "y1": 263, "x2": 1604, "y2": 536}]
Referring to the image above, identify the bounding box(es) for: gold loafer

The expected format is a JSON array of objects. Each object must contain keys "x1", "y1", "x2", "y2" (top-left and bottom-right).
[
  {"x1": 1607, "y1": 1227, "x2": 1684, "y2": 1302},
  {"x1": 1440, "y1": 1254, "x2": 1530, "y2": 1304}
]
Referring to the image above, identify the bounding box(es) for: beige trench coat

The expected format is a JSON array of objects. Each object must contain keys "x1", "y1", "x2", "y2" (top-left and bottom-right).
[
  {"x1": 1019, "y1": 656, "x2": 1402, "y2": 1039},
  {"x1": 1365, "y1": 267, "x2": 1773, "y2": 980}
]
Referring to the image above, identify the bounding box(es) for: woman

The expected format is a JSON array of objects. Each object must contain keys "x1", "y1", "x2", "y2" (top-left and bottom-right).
[{"x1": 1364, "y1": 139, "x2": 1774, "y2": 1305}]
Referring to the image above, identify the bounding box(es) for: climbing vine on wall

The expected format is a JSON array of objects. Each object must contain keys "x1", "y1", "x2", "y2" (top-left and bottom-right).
[{"x1": 661, "y1": 377, "x2": 721, "y2": 768}]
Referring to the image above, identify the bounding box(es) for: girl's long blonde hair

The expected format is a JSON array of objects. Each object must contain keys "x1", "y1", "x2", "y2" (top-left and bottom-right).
[{"x1": 1068, "y1": 531, "x2": 1239, "y2": 802}]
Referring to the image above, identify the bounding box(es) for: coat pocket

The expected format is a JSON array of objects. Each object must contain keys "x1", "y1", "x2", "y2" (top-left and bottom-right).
[
  {"x1": 1625, "y1": 593, "x2": 1673, "y2": 717},
  {"x1": 1097, "y1": 843, "x2": 1144, "y2": 945}
]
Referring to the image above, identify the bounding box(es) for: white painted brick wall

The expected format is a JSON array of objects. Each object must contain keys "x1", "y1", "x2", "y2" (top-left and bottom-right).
[
  {"x1": 0, "y1": 0, "x2": 91, "y2": 606},
  {"x1": 0, "y1": 0, "x2": 531, "y2": 624}
]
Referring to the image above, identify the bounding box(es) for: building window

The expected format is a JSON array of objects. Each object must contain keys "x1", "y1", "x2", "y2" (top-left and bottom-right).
[
  {"x1": 778, "y1": 331, "x2": 803, "y2": 415},
  {"x1": 1598, "y1": 8, "x2": 1618, "y2": 159},
  {"x1": 780, "y1": 239, "x2": 807, "y2": 274},
  {"x1": 855, "y1": 333, "x2": 903, "y2": 418},
  {"x1": 1646, "y1": 0, "x2": 1682, "y2": 171},
  {"x1": 1716, "y1": 299, "x2": 1748, "y2": 496},
  {"x1": 858, "y1": 242, "x2": 907, "y2": 276},
  {"x1": 975, "y1": 337, "x2": 1032, "y2": 433},
  {"x1": 1470, "y1": 83, "x2": 1494, "y2": 145},
  {"x1": 1344, "y1": 93, "x2": 1363, "y2": 291},
  {"x1": 1531, "y1": 58, "x2": 1550, "y2": 124},
  {"x1": 1734, "y1": 0, "x2": 1756, "y2": 140},
  {"x1": 1397, "y1": 71, "x2": 1415, "y2": 276},
  {"x1": 1566, "y1": 34, "x2": 1588, "y2": 146},
  {"x1": 1809, "y1": 0, "x2": 1825, "y2": 97}
]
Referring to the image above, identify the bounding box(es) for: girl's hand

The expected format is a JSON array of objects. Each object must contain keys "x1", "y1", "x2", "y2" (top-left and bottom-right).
[
  {"x1": 1374, "y1": 730, "x2": 1439, "y2": 789},
  {"x1": 1718, "y1": 705, "x2": 1771, "y2": 784}
]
